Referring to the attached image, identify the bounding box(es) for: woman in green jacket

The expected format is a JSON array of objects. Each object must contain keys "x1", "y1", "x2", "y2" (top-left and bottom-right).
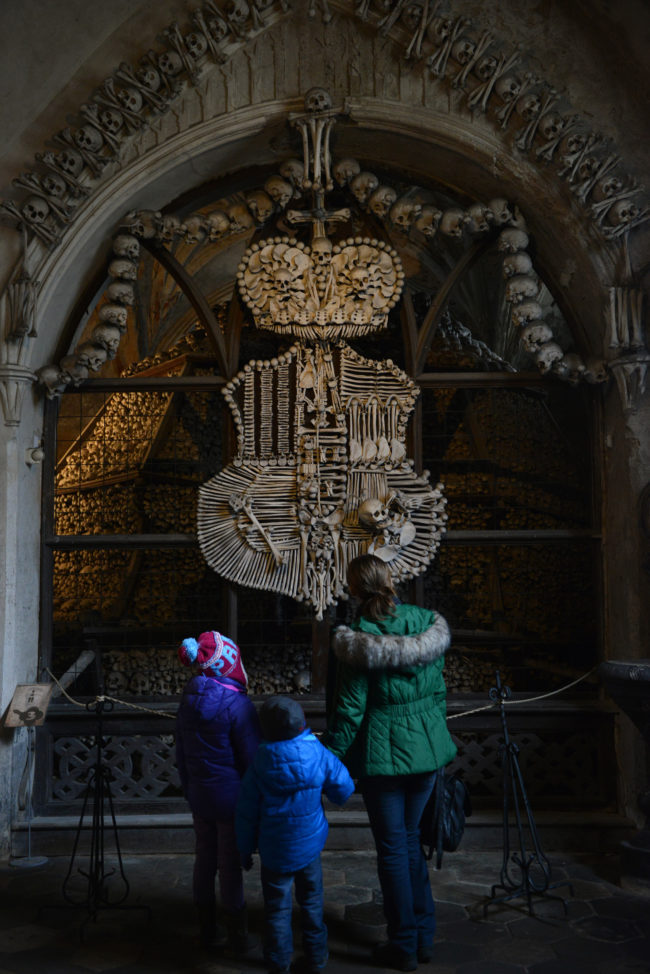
[{"x1": 324, "y1": 554, "x2": 456, "y2": 972}]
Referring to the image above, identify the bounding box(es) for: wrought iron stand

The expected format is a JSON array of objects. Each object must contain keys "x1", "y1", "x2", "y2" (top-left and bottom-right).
[{"x1": 484, "y1": 671, "x2": 574, "y2": 917}]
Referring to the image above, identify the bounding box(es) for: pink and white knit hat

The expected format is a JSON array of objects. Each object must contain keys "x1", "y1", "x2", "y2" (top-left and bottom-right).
[{"x1": 178, "y1": 631, "x2": 248, "y2": 687}]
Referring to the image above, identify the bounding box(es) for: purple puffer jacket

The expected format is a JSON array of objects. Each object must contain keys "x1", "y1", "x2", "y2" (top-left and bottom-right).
[{"x1": 176, "y1": 674, "x2": 262, "y2": 821}]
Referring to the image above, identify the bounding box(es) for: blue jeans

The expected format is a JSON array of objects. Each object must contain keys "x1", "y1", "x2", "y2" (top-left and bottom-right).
[
  {"x1": 192, "y1": 814, "x2": 245, "y2": 912},
  {"x1": 261, "y1": 854, "x2": 328, "y2": 972},
  {"x1": 361, "y1": 773, "x2": 436, "y2": 956}
]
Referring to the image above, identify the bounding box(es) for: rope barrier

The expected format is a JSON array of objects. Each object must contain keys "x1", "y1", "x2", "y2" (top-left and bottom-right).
[{"x1": 46, "y1": 664, "x2": 600, "y2": 723}]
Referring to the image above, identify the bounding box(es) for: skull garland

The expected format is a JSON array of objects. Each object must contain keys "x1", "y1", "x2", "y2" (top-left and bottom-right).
[
  {"x1": 76, "y1": 341, "x2": 108, "y2": 372},
  {"x1": 368, "y1": 186, "x2": 397, "y2": 219},
  {"x1": 91, "y1": 322, "x2": 123, "y2": 358},
  {"x1": 264, "y1": 175, "x2": 294, "y2": 210}
]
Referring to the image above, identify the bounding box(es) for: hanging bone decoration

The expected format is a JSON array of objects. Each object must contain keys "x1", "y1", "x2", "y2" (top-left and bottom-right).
[{"x1": 198, "y1": 92, "x2": 447, "y2": 618}]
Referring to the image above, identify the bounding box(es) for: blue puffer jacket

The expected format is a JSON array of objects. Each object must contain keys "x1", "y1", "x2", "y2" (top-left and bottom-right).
[
  {"x1": 176, "y1": 674, "x2": 262, "y2": 821},
  {"x1": 236, "y1": 728, "x2": 354, "y2": 873}
]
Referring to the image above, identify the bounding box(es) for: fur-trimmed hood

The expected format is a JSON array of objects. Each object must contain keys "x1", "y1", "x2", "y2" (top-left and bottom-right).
[{"x1": 332, "y1": 614, "x2": 450, "y2": 670}]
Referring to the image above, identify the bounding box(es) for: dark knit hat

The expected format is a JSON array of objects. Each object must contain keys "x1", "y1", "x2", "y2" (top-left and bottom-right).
[{"x1": 259, "y1": 696, "x2": 306, "y2": 742}]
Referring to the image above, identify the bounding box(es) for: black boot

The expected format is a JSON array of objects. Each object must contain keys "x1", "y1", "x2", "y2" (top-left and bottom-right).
[
  {"x1": 197, "y1": 902, "x2": 228, "y2": 949},
  {"x1": 223, "y1": 904, "x2": 258, "y2": 957}
]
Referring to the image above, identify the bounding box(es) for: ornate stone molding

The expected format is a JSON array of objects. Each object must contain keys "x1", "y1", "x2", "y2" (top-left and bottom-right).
[
  {"x1": 0, "y1": 1, "x2": 647, "y2": 250},
  {"x1": 0, "y1": 363, "x2": 37, "y2": 427}
]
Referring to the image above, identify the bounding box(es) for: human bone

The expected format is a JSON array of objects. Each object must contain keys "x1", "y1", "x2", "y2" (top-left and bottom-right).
[
  {"x1": 350, "y1": 172, "x2": 379, "y2": 206},
  {"x1": 226, "y1": 0, "x2": 250, "y2": 31},
  {"x1": 415, "y1": 205, "x2": 442, "y2": 237},
  {"x1": 584, "y1": 358, "x2": 608, "y2": 383},
  {"x1": 76, "y1": 342, "x2": 108, "y2": 372},
  {"x1": 497, "y1": 227, "x2": 530, "y2": 253},
  {"x1": 99, "y1": 303, "x2": 129, "y2": 330},
  {"x1": 439, "y1": 208, "x2": 469, "y2": 237},
  {"x1": 108, "y1": 258, "x2": 138, "y2": 281},
  {"x1": 246, "y1": 190, "x2": 274, "y2": 224},
  {"x1": 367, "y1": 186, "x2": 397, "y2": 219},
  {"x1": 206, "y1": 210, "x2": 230, "y2": 240},
  {"x1": 56, "y1": 148, "x2": 84, "y2": 177},
  {"x1": 181, "y1": 214, "x2": 209, "y2": 244},
  {"x1": 304, "y1": 86, "x2": 332, "y2": 112},
  {"x1": 106, "y1": 281, "x2": 135, "y2": 305},
  {"x1": 91, "y1": 322, "x2": 122, "y2": 357},
  {"x1": 74, "y1": 125, "x2": 104, "y2": 153},
  {"x1": 512, "y1": 300, "x2": 544, "y2": 327},
  {"x1": 538, "y1": 112, "x2": 565, "y2": 142},
  {"x1": 228, "y1": 203, "x2": 255, "y2": 233},
  {"x1": 516, "y1": 91, "x2": 541, "y2": 121},
  {"x1": 451, "y1": 37, "x2": 476, "y2": 65},
  {"x1": 185, "y1": 30, "x2": 208, "y2": 59},
  {"x1": 488, "y1": 198, "x2": 514, "y2": 226},
  {"x1": 117, "y1": 86, "x2": 144, "y2": 114},
  {"x1": 136, "y1": 63, "x2": 162, "y2": 91},
  {"x1": 264, "y1": 175, "x2": 293, "y2": 208},
  {"x1": 22, "y1": 196, "x2": 50, "y2": 223},
  {"x1": 98, "y1": 108, "x2": 123, "y2": 135},
  {"x1": 279, "y1": 158, "x2": 305, "y2": 190},
  {"x1": 358, "y1": 498, "x2": 390, "y2": 530},
  {"x1": 37, "y1": 364, "x2": 71, "y2": 398},
  {"x1": 606, "y1": 198, "x2": 640, "y2": 231},
  {"x1": 466, "y1": 202, "x2": 493, "y2": 233},
  {"x1": 535, "y1": 341, "x2": 564, "y2": 373},
  {"x1": 495, "y1": 74, "x2": 521, "y2": 103},
  {"x1": 502, "y1": 252, "x2": 533, "y2": 278},
  {"x1": 473, "y1": 54, "x2": 498, "y2": 81},
  {"x1": 427, "y1": 15, "x2": 452, "y2": 44},
  {"x1": 520, "y1": 322, "x2": 553, "y2": 352},
  {"x1": 158, "y1": 50, "x2": 183, "y2": 76},
  {"x1": 505, "y1": 274, "x2": 539, "y2": 304},
  {"x1": 60, "y1": 355, "x2": 90, "y2": 385},
  {"x1": 333, "y1": 158, "x2": 361, "y2": 187},
  {"x1": 121, "y1": 209, "x2": 161, "y2": 238},
  {"x1": 113, "y1": 234, "x2": 140, "y2": 260},
  {"x1": 41, "y1": 172, "x2": 67, "y2": 198},
  {"x1": 389, "y1": 197, "x2": 422, "y2": 231},
  {"x1": 159, "y1": 214, "x2": 182, "y2": 241},
  {"x1": 554, "y1": 352, "x2": 586, "y2": 384}
]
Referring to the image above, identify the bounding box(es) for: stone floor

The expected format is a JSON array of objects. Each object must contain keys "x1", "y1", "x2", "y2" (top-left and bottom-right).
[{"x1": 0, "y1": 848, "x2": 649, "y2": 974}]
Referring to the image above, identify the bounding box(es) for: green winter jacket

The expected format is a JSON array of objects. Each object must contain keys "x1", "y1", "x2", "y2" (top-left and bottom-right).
[{"x1": 325, "y1": 603, "x2": 457, "y2": 778}]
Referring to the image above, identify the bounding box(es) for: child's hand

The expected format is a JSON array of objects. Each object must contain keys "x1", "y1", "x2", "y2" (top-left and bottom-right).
[{"x1": 241, "y1": 854, "x2": 254, "y2": 871}]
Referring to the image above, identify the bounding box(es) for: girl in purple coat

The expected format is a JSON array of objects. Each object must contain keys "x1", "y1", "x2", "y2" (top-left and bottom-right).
[{"x1": 176, "y1": 630, "x2": 262, "y2": 953}]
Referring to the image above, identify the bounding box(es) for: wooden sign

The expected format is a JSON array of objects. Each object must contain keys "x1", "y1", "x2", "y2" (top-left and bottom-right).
[{"x1": 3, "y1": 684, "x2": 53, "y2": 727}]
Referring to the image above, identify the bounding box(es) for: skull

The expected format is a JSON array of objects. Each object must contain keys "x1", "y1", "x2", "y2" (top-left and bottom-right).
[
  {"x1": 350, "y1": 172, "x2": 379, "y2": 206},
  {"x1": 350, "y1": 266, "x2": 371, "y2": 299},
  {"x1": 592, "y1": 176, "x2": 623, "y2": 202},
  {"x1": 117, "y1": 86, "x2": 144, "y2": 113},
  {"x1": 497, "y1": 227, "x2": 529, "y2": 253},
  {"x1": 451, "y1": 37, "x2": 476, "y2": 65},
  {"x1": 304, "y1": 86, "x2": 332, "y2": 113},
  {"x1": 584, "y1": 358, "x2": 608, "y2": 384},
  {"x1": 245, "y1": 190, "x2": 274, "y2": 224},
  {"x1": 60, "y1": 355, "x2": 90, "y2": 385},
  {"x1": 516, "y1": 92, "x2": 541, "y2": 121},
  {"x1": 206, "y1": 210, "x2": 230, "y2": 240},
  {"x1": 473, "y1": 54, "x2": 498, "y2": 81},
  {"x1": 99, "y1": 303, "x2": 129, "y2": 331},
  {"x1": 390, "y1": 197, "x2": 422, "y2": 231},
  {"x1": 159, "y1": 214, "x2": 182, "y2": 241},
  {"x1": 227, "y1": 0, "x2": 249, "y2": 26},
  {"x1": 505, "y1": 274, "x2": 539, "y2": 304},
  {"x1": 401, "y1": 2, "x2": 426, "y2": 31},
  {"x1": 74, "y1": 125, "x2": 104, "y2": 153},
  {"x1": 136, "y1": 64, "x2": 162, "y2": 91},
  {"x1": 606, "y1": 199, "x2": 639, "y2": 229},
  {"x1": 106, "y1": 671, "x2": 128, "y2": 694},
  {"x1": 158, "y1": 51, "x2": 183, "y2": 76},
  {"x1": 439, "y1": 208, "x2": 469, "y2": 237},
  {"x1": 279, "y1": 158, "x2": 305, "y2": 189},
  {"x1": 560, "y1": 132, "x2": 586, "y2": 156},
  {"x1": 37, "y1": 364, "x2": 71, "y2": 398},
  {"x1": 538, "y1": 112, "x2": 565, "y2": 141},
  {"x1": 228, "y1": 203, "x2": 255, "y2": 233},
  {"x1": 22, "y1": 196, "x2": 50, "y2": 223},
  {"x1": 427, "y1": 16, "x2": 452, "y2": 45},
  {"x1": 41, "y1": 172, "x2": 66, "y2": 198},
  {"x1": 333, "y1": 157, "x2": 361, "y2": 187},
  {"x1": 466, "y1": 203, "x2": 493, "y2": 234},
  {"x1": 512, "y1": 300, "x2": 544, "y2": 327},
  {"x1": 98, "y1": 108, "x2": 124, "y2": 135},
  {"x1": 56, "y1": 149, "x2": 84, "y2": 176},
  {"x1": 108, "y1": 258, "x2": 138, "y2": 281},
  {"x1": 488, "y1": 198, "x2": 514, "y2": 226},
  {"x1": 273, "y1": 268, "x2": 295, "y2": 301},
  {"x1": 264, "y1": 175, "x2": 293, "y2": 209},
  {"x1": 92, "y1": 322, "x2": 123, "y2": 357},
  {"x1": 185, "y1": 31, "x2": 208, "y2": 59},
  {"x1": 358, "y1": 498, "x2": 389, "y2": 530},
  {"x1": 129, "y1": 673, "x2": 151, "y2": 695},
  {"x1": 520, "y1": 322, "x2": 553, "y2": 353},
  {"x1": 113, "y1": 234, "x2": 140, "y2": 260},
  {"x1": 415, "y1": 205, "x2": 442, "y2": 237},
  {"x1": 121, "y1": 209, "x2": 161, "y2": 238},
  {"x1": 576, "y1": 156, "x2": 600, "y2": 182},
  {"x1": 553, "y1": 352, "x2": 585, "y2": 384},
  {"x1": 495, "y1": 74, "x2": 521, "y2": 103},
  {"x1": 76, "y1": 342, "x2": 108, "y2": 372},
  {"x1": 106, "y1": 281, "x2": 135, "y2": 305},
  {"x1": 368, "y1": 186, "x2": 397, "y2": 219},
  {"x1": 535, "y1": 340, "x2": 564, "y2": 374},
  {"x1": 502, "y1": 252, "x2": 533, "y2": 278},
  {"x1": 311, "y1": 236, "x2": 333, "y2": 266},
  {"x1": 207, "y1": 14, "x2": 229, "y2": 41},
  {"x1": 181, "y1": 214, "x2": 209, "y2": 244}
]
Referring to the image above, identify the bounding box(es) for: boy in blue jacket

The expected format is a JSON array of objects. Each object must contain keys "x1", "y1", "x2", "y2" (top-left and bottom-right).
[{"x1": 236, "y1": 695, "x2": 354, "y2": 974}]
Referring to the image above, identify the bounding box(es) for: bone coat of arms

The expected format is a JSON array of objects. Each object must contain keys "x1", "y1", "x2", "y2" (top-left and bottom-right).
[{"x1": 198, "y1": 91, "x2": 447, "y2": 618}]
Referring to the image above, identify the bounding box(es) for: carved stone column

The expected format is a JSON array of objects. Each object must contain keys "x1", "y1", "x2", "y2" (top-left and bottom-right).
[{"x1": 0, "y1": 363, "x2": 37, "y2": 427}]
